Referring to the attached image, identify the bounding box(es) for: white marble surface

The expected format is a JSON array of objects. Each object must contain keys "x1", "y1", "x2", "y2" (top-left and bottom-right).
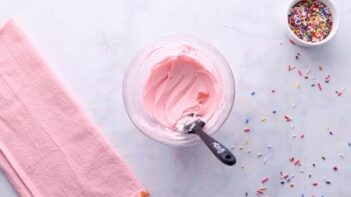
[{"x1": 1, "y1": 0, "x2": 351, "y2": 196}]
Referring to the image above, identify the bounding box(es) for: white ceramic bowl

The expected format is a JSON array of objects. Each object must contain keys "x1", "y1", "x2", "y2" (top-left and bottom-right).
[{"x1": 286, "y1": 0, "x2": 339, "y2": 47}]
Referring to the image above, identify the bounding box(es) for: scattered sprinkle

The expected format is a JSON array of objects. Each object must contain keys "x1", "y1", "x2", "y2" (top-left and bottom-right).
[
  {"x1": 288, "y1": 64, "x2": 296, "y2": 71},
  {"x1": 324, "y1": 75, "x2": 330, "y2": 83},
  {"x1": 333, "y1": 166, "x2": 338, "y2": 171},
  {"x1": 300, "y1": 168, "x2": 305, "y2": 173},
  {"x1": 339, "y1": 153, "x2": 344, "y2": 159},
  {"x1": 261, "y1": 177, "x2": 269, "y2": 183},
  {"x1": 284, "y1": 115, "x2": 293, "y2": 122},
  {"x1": 251, "y1": 91, "x2": 256, "y2": 96},
  {"x1": 297, "y1": 83, "x2": 302, "y2": 89},
  {"x1": 336, "y1": 87, "x2": 345, "y2": 97},
  {"x1": 317, "y1": 83, "x2": 322, "y2": 91},
  {"x1": 298, "y1": 70, "x2": 302, "y2": 77},
  {"x1": 256, "y1": 189, "x2": 264, "y2": 195},
  {"x1": 289, "y1": 39, "x2": 296, "y2": 45},
  {"x1": 294, "y1": 160, "x2": 301, "y2": 166},
  {"x1": 263, "y1": 157, "x2": 268, "y2": 164},
  {"x1": 243, "y1": 128, "x2": 251, "y2": 132}
]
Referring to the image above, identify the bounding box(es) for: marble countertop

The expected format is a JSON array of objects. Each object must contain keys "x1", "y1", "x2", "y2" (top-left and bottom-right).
[{"x1": 1, "y1": 0, "x2": 351, "y2": 196}]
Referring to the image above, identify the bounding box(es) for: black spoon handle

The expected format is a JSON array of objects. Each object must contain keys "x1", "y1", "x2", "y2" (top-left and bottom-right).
[{"x1": 194, "y1": 128, "x2": 236, "y2": 166}]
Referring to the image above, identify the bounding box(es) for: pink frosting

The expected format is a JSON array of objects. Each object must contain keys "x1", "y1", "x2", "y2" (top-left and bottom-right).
[{"x1": 143, "y1": 55, "x2": 221, "y2": 129}]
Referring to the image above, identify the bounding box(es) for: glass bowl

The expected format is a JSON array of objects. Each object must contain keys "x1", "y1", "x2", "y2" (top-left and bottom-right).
[{"x1": 123, "y1": 36, "x2": 235, "y2": 146}]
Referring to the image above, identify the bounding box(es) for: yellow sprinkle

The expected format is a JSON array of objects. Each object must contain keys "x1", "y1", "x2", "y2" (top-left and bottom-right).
[
  {"x1": 244, "y1": 138, "x2": 249, "y2": 145},
  {"x1": 258, "y1": 186, "x2": 267, "y2": 191},
  {"x1": 261, "y1": 117, "x2": 267, "y2": 122},
  {"x1": 297, "y1": 83, "x2": 302, "y2": 89}
]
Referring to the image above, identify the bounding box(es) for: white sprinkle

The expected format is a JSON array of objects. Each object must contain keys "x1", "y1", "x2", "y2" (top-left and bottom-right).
[
  {"x1": 247, "y1": 149, "x2": 251, "y2": 154},
  {"x1": 239, "y1": 146, "x2": 244, "y2": 150},
  {"x1": 305, "y1": 69, "x2": 311, "y2": 75},
  {"x1": 292, "y1": 133, "x2": 297, "y2": 138},
  {"x1": 263, "y1": 157, "x2": 268, "y2": 164},
  {"x1": 300, "y1": 168, "x2": 305, "y2": 173},
  {"x1": 241, "y1": 165, "x2": 245, "y2": 169},
  {"x1": 230, "y1": 146, "x2": 236, "y2": 150},
  {"x1": 311, "y1": 76, "x2": 316, "y2": 80},
  {"x1": 267, "y1": 145, "x2": 273, "y2": 149},
  {"x1": 339, "y1": 153, "x2": 344, "y2": 159},
  {"x1": 292, "y1": 102, "x2": 296, "y2": 109},
  {"x1": 257, "y1": 153, "x2": 263, "y2": 158},
  {"x1": 290, "y1": 124, "x2": 295, "y2": 130},
  {"x1": 291, "y1": 174, "x2": 295, "y2": 179}
]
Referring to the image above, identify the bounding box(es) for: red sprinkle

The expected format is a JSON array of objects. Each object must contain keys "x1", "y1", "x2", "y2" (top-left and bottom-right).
[
  {"x1": 284, "y1": 115, "x2": 292, "y2": 122},
  {"x1": 243, "y1": 128, "x2": 251, "y2": 132},
  {"x1": 317, "y1": 83, "x2": 322, "y2": 91},
  {"x1": 318, "y1": 65, "x2": 324, "y2": 71},
  {"x1": 289, "y1": 157, "x2": 295, "y2": 162},
  {"x1": 288, "y1": 65, "x2": 296, "y2": 72},
  {"x1": 294, "y1": 160, "x2": 301, "y2": 166},
  {"x1": 298, "y1": 70, "x2": 302, "y2": 77},
  {"x1": 313, "y1": 182, "x2": 318, "y2": 186},
  {"x1": 256, "y1": 190, "x2": 264, "y2": 195},
  {"x1": 261, "y1": 177, "x2": 269, "y2": 184},
  {"x1": 324, "y1": 75, "x2": 330, "y2": 81},
  {"x1": 333, "y1": 166, "x2": 338, "y2": 171},
  {"x1": 289, "y1": 39, "x2": 296, "y2": 45},
  {"x1": 300, "y1": 134, "x2": 305, "y2": 139}
]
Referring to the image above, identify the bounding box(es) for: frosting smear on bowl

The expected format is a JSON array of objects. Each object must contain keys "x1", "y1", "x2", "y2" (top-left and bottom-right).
[{"x1": 143, "y1": 55, "x2": 221, "y2": 129}]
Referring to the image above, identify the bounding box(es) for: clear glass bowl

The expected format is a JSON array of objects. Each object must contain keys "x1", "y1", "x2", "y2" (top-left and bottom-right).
[{"x1": 123, "y1": 36, "x2": 235, "y2": 146}]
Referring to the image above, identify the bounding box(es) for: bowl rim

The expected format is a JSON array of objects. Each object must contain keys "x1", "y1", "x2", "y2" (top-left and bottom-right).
[{"x1": 286, "y1": 0, "x2": 339, "y2": 46}]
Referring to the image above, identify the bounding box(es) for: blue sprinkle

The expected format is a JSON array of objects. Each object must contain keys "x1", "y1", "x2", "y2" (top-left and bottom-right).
[
  {"x1": 245, "y1": 118, "x2": 250, "y2": 124},
  {"x1": 272, "y1": 110, "x2": 277, "y2": 114},
  {"x1": 251, "y1": 91, "x2": 256, "y2": 96}
]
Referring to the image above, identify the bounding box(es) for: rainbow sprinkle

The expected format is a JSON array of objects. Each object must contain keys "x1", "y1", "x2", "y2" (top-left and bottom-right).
[{"x1": 288, "y1": 0, "x2": 333, "y2": 43}]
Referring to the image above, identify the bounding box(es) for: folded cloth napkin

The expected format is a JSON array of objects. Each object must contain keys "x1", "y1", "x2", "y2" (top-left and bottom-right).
[{"x1": 0, "y1": 20, "x2": 149, "y2": 197}]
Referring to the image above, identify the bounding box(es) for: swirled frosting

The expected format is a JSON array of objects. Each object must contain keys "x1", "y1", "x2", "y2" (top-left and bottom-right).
[{"x1": 143, "y1": 54, "x2": 221, "y2": 129}]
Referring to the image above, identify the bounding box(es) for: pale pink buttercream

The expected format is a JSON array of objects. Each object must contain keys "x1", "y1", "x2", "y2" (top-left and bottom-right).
[{"x1": 143, "y1": 55, "x2": 221, "y2": 129}]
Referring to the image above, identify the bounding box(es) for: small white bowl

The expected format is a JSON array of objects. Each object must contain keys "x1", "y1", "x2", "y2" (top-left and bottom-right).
[{"x1": 286, "y1": 0, "x2": 339, "y2": 47}]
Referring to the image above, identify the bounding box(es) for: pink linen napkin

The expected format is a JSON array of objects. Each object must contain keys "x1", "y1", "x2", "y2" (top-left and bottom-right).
[{"x1": 0, "y1": 20, "x2": 149, "y2": 197}]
